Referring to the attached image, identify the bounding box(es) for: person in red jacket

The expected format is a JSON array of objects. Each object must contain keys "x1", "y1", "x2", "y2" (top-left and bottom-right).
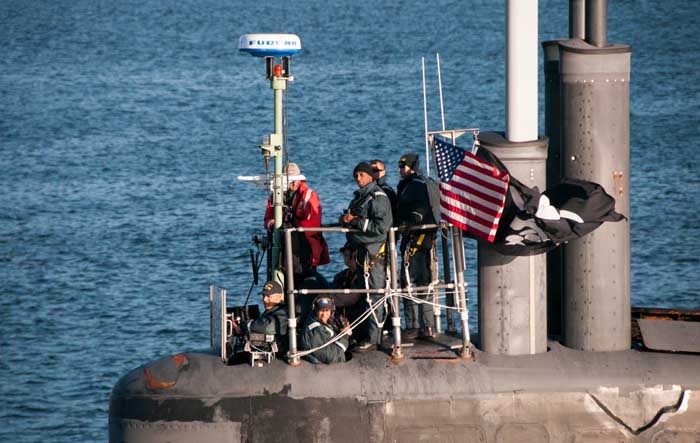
[{"x1": 264, "y1": 163, "x2": 330, "y2": 270}]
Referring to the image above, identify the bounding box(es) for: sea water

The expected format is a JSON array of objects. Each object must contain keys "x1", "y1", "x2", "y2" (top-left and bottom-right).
[{"x1": 1, "y1": 0, "x2": 698, "y2": 441}]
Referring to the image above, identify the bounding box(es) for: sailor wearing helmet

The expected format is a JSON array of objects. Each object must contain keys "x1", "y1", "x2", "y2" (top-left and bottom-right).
[{"x1": 300, "y1": 296, "x2": 351, "y2": 364}]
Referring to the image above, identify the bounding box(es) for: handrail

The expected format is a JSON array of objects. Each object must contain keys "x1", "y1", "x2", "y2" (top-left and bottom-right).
[
  {"x1": 284, "y1": 229, "x2": 301, "y2": 367},
  {"x1": 293, "y1": 282, "x2": 459, "y2": 296},
  {"x1": 285, "y1": 223, "x2": 445, "y2": 234},
  {"x1": 282, "y1": 222, "x2": 472, "y2": 364},
  {"x1": 387, "y1": 227, "x2": 403, "y2": 360}
]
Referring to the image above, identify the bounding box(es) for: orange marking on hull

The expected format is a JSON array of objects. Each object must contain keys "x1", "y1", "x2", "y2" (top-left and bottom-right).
[
  {"x1": 172, "y1": 354, "x2": 188, "y2": 368},
  {"x1": 144, "y1": 368, "x2": 176, "y2": 390}
]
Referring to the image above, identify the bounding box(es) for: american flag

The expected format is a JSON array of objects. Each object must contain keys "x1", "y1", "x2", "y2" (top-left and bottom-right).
[{"x1": 433, "y1": 137, "x2": 510, "y2": 242}]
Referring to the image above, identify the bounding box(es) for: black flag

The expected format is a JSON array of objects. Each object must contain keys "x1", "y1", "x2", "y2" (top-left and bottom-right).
[{"x1": 472, "y1": 146, "x2": 626, "y2": 256}]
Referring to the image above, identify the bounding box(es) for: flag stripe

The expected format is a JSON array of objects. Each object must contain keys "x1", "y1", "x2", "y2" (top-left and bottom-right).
[
  {"x1": 460, "y1": 156, "x2": 508, "y2": 186},
  {"x1": 441, "y1": 192, "x2": 504, "y2": 228},
  {"x1": 449, "y1": 172, "x2": 509, "y2": 204},
  {"x1": 455, "y1": 164, "x2": 509, "y2": 193},
  {"x1": 462, "y1": 151, "x2": 505, "y2": 174},
  {"x1": 432, "y1": 137, "x2": 509, "y2": 242},
  {"x1": 440, "y1": 201, "x2": 499, "y2": 241},
  {"x1": 440, "y1": 187, "x2": 503, "y2": 220},
  {"x1": 440, "y1": 199, "x2": 498, "y2": 232}
]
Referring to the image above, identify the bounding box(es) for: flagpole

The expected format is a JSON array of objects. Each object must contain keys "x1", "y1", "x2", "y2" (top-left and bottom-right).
[
  {"x1": 436, "y1": 53, "x2": 446, "y2": 131},
  {"x1": 433, "y1": 53, "x2": 448, "y2": 335},
  {"x1": 421, "y1": 56, "x2": 430, "y2": 177}
]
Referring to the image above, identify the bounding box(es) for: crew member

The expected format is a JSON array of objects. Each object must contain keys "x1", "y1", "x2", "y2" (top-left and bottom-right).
[
  {"x1": 340, "y1": 162, "x2": 393, "y2": 351},
  {"x1": 397, "y1": 153, "x2": 437, "y2": 339},
  {"x1": 296, "y1": 249, "x2": 330, "y2": 322},
  {"x1": 332, "y1": 242, "x2": 362, "y2": 328},
  {"x1": 237, "y1": 280, "x2": 289, "y2": 355},
  {"x1": 332, "y1": 242, "x2": 359, "y2": 290},
  {"x1": 264, "y1": 162, "x2": 330, "y2": 272},
  {"x1": 369, "y1": 159, "x2": 397, "y2": 221},
  {"x1": 300, "y1": 296, "x2": 351, "y2": 364}
]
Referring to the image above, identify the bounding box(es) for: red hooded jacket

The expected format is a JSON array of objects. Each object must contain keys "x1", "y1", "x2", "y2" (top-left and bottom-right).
[{"x1": 264, "y1": 181, "x2": 330, "y2": 267}]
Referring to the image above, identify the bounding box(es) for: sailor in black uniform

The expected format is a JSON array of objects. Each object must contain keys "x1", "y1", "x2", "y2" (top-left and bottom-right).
[
  {"x1": 370, "y1": 159, "x2": 397, "y2": 222},
  {"x1": 396, "y1": 153, "x2": 437, "y2": 339},
  {"x1": 332, "y1": 242, "x2": 359, "y2": 290},
  {"x1": 244, "y1": 280, "x2": 289, "y2": 355},
  {"x1": 340, "y1": 162, "x2": 393, "y2": 351},
  {"x1": 332, "y1": 242, "x2": 363, "y2": 335}
]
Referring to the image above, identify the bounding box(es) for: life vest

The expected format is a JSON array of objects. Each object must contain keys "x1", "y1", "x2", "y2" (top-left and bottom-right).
[{"x1": 264, "y1": 181, "x2": 330, "y2": 267}]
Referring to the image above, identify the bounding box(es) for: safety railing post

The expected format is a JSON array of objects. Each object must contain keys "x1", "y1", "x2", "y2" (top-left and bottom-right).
[
  {"x1": 284, "y1": 229, "x2": 301, "y2": 366},
  {"x1": 432, "y1": 240, "x2": 441, "y2": 335},
  {"x1": 441, "y1": 225, "x2": 455, "y2": 333},
  {"x1": 209, "y1": 285, "x2": 215, "y2": 349},
  {"x1": 388, "y1": 228, "x2": 403, "y2": 361},
  {"x1": 451, "y1": 227, "x2": 472, "y2": 359}
]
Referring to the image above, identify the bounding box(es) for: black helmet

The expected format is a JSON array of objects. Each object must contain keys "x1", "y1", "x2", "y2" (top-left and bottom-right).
[{"x1": 312, "y1": 295, "x2": 335, "y2": 315}]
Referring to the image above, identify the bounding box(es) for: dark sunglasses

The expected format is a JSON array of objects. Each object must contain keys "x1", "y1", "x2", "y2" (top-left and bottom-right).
[{"x1": 372, "y1": 167, "x2": 384, "y2": 173}]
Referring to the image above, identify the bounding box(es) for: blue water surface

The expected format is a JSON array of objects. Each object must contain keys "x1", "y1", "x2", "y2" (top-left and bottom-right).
[{"x1": 1, "y1": 0, "x2": 699, "y2": 441}]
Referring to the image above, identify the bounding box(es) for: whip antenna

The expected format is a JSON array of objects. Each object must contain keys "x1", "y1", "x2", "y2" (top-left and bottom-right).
[
  {"x1": 436, "y1": 52, "x2": 446, "y2": 131},
  {"x1": 421, "y1": 57, "x2": 430, "y2": 177}
]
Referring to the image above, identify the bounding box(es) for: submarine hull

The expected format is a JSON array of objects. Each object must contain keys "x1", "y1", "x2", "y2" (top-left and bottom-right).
[{"x1": 109, "y1": 340, "x2": 700, "y2": 442}]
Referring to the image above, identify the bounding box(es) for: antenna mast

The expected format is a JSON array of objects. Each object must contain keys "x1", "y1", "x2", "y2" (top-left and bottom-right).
[{"x1": 239, "y1": 34, "x2": 301, "y2": 281}]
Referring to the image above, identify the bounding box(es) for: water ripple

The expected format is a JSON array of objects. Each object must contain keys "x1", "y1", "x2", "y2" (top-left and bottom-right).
[{"x1": 1, "y1": 0, "x2": 699, "y2": 442}]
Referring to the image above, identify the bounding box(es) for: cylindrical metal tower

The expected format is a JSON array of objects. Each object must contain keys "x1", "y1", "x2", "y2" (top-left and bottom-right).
[
  {"x1": 559, "y1": 39, "x2": 631, "y2": 351},
  {"x1": 477, "y1": 0, "x2": 548, "y2": 356},
  {"x1": 505, "y1": 0, "x2": 538, "y2": 142},
  {"x1": 478, "y1": 133, "x2": 548, "y2": 355},
  {"x1": 569, "y1": 0, "x2": 585, "y2": 40},
  {"x1": 585, "y1": 0, "x2": 608, "y2": 48},
  {"x1": 542, "y1": 40, "x2": 564, "y2": 339}
]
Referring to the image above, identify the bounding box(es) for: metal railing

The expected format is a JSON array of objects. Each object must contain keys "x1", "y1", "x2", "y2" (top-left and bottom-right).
[{"x1": 283, "y1": 223, "x2": 472, "y2": 365}]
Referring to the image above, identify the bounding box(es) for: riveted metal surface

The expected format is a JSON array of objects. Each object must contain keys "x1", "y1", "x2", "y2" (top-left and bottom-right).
[
  {"x1": 559, "y1": 42, "x2": 631, "y2": 351},
  {"x1": 478, "y1": 133, "x2": 548, "y2": 356}
]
